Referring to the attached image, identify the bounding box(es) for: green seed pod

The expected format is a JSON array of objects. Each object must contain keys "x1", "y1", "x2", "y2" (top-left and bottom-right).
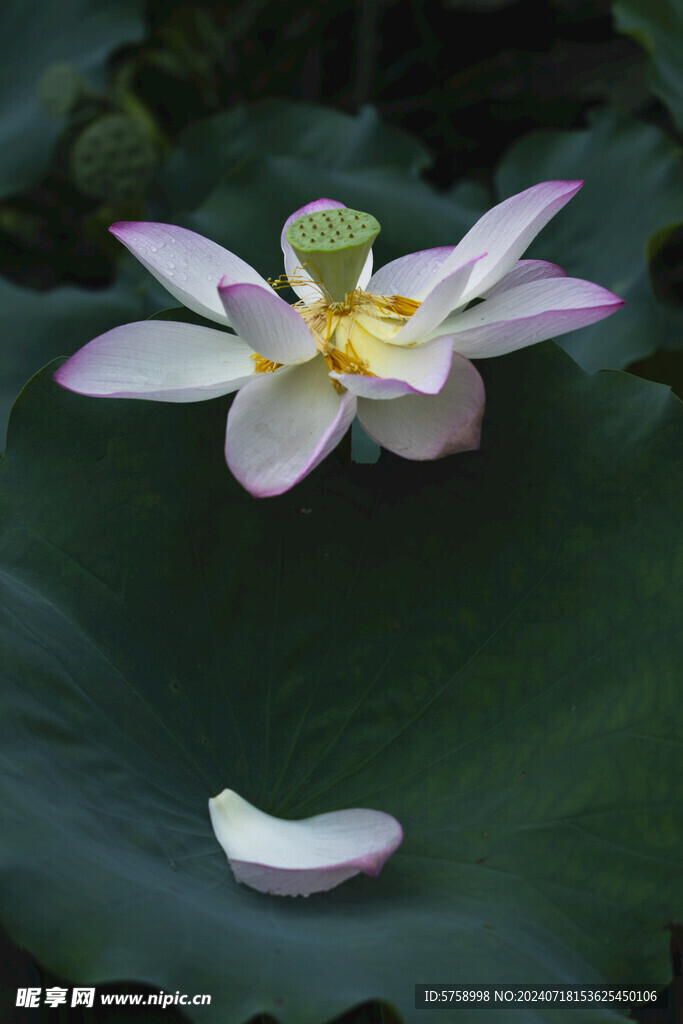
[
  {"x1": 37, "y1": 62, "x2": 89, "y2": 117},
  {"x1": 286, "y1": 207, "x2": 381, "y2": 303},
  {"x1": 70, "y1": 114, "x2": 157, "y2": 201}
]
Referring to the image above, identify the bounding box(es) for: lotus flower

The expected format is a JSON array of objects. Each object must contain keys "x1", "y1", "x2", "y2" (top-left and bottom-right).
[
  {"x1": 55, "y1": 183, "x2": 623, "y2": 497},
  {"x1": 209, "y1": 789, "x2": 403, "y2": 897}
]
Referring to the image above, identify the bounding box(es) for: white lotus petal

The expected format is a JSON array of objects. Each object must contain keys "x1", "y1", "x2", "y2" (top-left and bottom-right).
[
  {"x1": 225, "y1": 357, "x2": 356, "y2": 498},
  {"x1": 209, "y1": 789, "x2": 403, "y2": 897},
  {"x1": 480, "y1": 258, "x2": 567, "y2": 299},
  {"x1": 424, "y1": 180, "x2": 583, "y2": 304},
  {"x1": 54, "y1": 319, "x2": 255, "y2": 401},
  {"x1": 389, "y1": 255, "x2": 486, "y2": 346},
  {"x1": 366, "y1": 246, "x2": 454, "y2": 299},
  {"x1": 218, "y1": 280, "x2": 317, "y2": 364},
  {"x1": 357, "y1": 352, "x2": 485, "y2": 459},
  {"x1": 435, "y1": 276, "x2": 624, "y2": 357},
  {"x1": 110, "y1": 222, "x2": 269, "y2": 326}
]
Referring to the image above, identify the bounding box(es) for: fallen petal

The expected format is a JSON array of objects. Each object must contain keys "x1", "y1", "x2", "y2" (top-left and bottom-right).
[{"x1": 209, "y1": 789, "x2": 403, "y2": 897}]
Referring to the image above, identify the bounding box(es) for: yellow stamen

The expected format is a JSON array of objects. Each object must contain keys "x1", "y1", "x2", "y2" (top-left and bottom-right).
[
  {"x1": 373, "y1": 294, "x2": 421, "y2": 319},
  {"x1": 267, "y1": 273, "x2": 290, "y2": 290},
  {"x1": 251, "y1": 353, "x2": 282, "y2": 374},
  {"x1": 268, "y1": 268, "x2": 327, "y2": 300},
  {"x1": 324, "y1": 343, "x2": 375, "y2": 394},
  {"x1": 323, "y1": 344, "x2": 375, "y2": 378}
]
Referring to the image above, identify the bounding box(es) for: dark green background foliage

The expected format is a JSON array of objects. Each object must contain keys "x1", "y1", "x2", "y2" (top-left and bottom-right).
[{"x1": 0, "y1": 0, "x2": 682, "y2": 1022}]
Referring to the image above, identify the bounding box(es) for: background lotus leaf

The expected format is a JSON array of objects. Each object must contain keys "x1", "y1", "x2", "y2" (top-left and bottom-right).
[
  {"x1": 494, "y1": 108, "x2": 683, "y2": 372},
  {"x1": 614, "y1": 0, "x2": 683, "y2": 133},
  {"x1": 154, "y1": 100, "x2": 490, "y2": 276}
]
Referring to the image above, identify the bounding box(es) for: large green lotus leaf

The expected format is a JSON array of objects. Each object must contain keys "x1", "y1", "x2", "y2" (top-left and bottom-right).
[
  {"x1": 0, "y1": 0, "x2": 145, "y2": 200},
  {"x1": 154, "y1": 101, "x2": 489, "y2": 275},
  {"x1": 614, "y1": 0, "x2": 683, "y2": 133},
  {"x1": 495, "y1": 109, "x2": 683, "y2": 372},
  {"x1": 0, "y1": 266, "x2": 167, "y2": 447},
  {"x1": 157, "y1": 101, "x2": 433, "y2": 211},
  {"x1": 0, "y1": 344, "x2": 681, "y2": 1024}
]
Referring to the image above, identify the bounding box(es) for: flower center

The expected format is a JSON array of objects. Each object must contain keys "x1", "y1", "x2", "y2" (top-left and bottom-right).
[
  {"x1": 300, "y1": 289, "x2": 421, "y2": 389},
  {"x1": 253, "y1": 284, "x2": 421, "y2": 390},
  {"x1": 254, "y1": 207, "x2": 421, "y2": 389}
]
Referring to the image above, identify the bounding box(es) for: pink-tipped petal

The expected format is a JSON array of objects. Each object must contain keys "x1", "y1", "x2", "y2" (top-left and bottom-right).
[
  {"x1": 280, "y1": 199, "x2": 373, "y2": 301},
  {"x1": 331, "y1": 334, "x2": 454, "y2": 399},
  {"x1": 209, "y1": 789, "x2": 403, "y2": 897},
  {"x1": 109, "y1": 222, "x2": 270, "y2": 326},
  {"x1": 218, "y1": 281, "x2": 317, "y2": 364},
  {"x1": 225, "y1": 356, "x2": 356, "y2": 497},
  {"x1": 367, "y1": 246, "x2": 455, "y2": 299},
  {"x1": 426, "y1": 181, "x2": 583, "y2": 305},
  {"x1": 357, "y1": 352, "x2": 485, "y2": 460},
  {"x1": 480, "y1": 259, "x2": 567, "y2": 299},
  {"x1": 443, "y1": 277, "x2": 624, "y2": 358},
  {"x1": 54, "y1": 320, "x2": 255, "y2": 401},
  {"x1": 389, "y1": 256, "x2": 486, "y2": 347}
]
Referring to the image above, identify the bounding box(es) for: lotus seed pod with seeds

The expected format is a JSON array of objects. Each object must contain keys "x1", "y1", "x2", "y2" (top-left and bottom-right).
[
  {"x1": 37, "y1": 62, "x2": 89, "y2": 117},
  {"x1": 285, "y1": 208, "x2": 380, "y2": 303},
  {"x1": 71, "y1": 114, "x2": 157, "y2": 201}
]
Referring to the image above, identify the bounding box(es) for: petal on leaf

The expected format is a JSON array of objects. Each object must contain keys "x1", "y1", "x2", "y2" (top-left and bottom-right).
[
  {"x1": 281, "y1": 198, "x2": 373, "y2": 302},
  {"x1": 440, "y1": 277, "x2": 624, "y2": 359},
  {"x1": 54, "y1": 320, "x2": 255, "y2": 402},
  {"x1": 225, "y1": 356, "x2": 356, "y2": 497},
  {"x1": 110, "y1": 222, "x2": 270, "y2": 327},
  {"x1": 357, "y1": 352, "x2": 485, "y2": 459},
  {"x1": 209, "y1": 789, "x2": 403, "y2": 897},
  {"x1": 218, "y1": 281, "x2": 317, "y2": 364}
]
